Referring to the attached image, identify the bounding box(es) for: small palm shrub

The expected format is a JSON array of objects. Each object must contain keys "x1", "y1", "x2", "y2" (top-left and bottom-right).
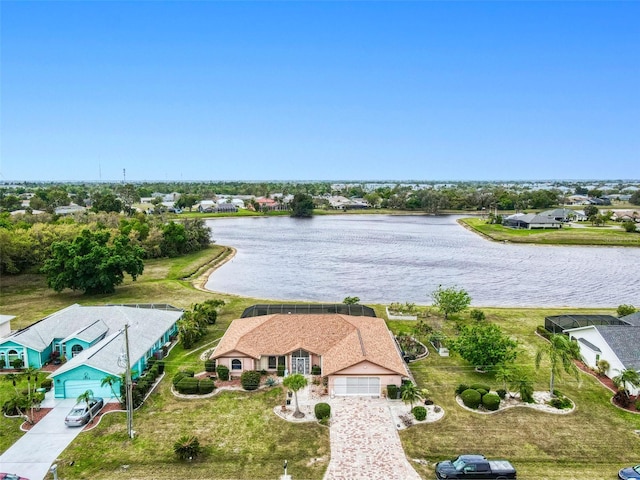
[
  {"x1": 455, "y1": 383, "x2": 469, "y2": 396},
  {"x1": 315, "y1": 402, "x2": 331, "y2": 421},
  {"x1": 216, "y1": 365, "x2": 230, "y2": 381},
  {"x1": 265, "y1": 377, "x2": 277, "y2": 387},
  {"x1": 519, "y1": 382, "x2": 534, "y2": 403},
  {"x1": 460, "y1": 389, "x2": 482, "y2": 409},
  {"x1": 198, "y1": 378, "x2": 215, "y2": 394},
  {"x1": 240, "y1": 371, "x2": 261, "y2": 391},
  {"x1": 176, "y1": 377, "x2": 199, "y2": 395},
  {"x1": 482, "y1": 393, "x2": 501, "y2": 411},
  {"x1": 412, "y1": 405, "x2": 427, "y2": 421},
  {"x1": 387, "y1": 385, "x2": 399, "y2": 399},
  {"x1": 174, "y1": 435, "x2": 201, "y2": 461},
  {"x1": 204, "y1": 359, "x2": 216, "y2": 373}
]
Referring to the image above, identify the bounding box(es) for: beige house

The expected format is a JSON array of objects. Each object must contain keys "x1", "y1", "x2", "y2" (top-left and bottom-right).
[{"x1": 211, "y1": 312, "x2": 410, "y2": 396}]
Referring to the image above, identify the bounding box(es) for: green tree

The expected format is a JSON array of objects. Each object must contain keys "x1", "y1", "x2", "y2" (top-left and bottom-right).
[
  {"x1": 42, "y1": 229, "x2": 145, "y2": 294},
  {"x1": 584, "y1": 205, "x2": 599, "y2": 223},
  {"x1": 612, "y1": 369, "x2": 640, "y2": 401},
  {"x1": 101, "y1": 375, "x2": 122, "y2": 401},
  {"x1": 91, "y1": 192, "x2": 123, "y2": 213},
  {"x1": 342, "y1": 296, "x2": 360, "y2": 305},
  {"x1": 535, "y1": 334, "x2": 582, "y2": 396},
  {"x1": 282, "y1": 373, "x2": 308, "y2": 418},
  {"x1": 448, "y1": 323, "x2": 518, "y2": 371},
  {"x1": 290, "y1": 193, "x2": 314, "y2": 218},
  {"x1": 117, "y1": 183, "x2": 140, "y2": 214},
  {"x1": 431, "y1": 285, "x2": 471, "y2": 319},
  {"x1": 617, "y1": 304, "x2": 637, "y2": 317},
  {"x1": 175, "y1": 194, "x2": 199, "y2": 211},
  {"x1": 192, "y1": 299, "x2": 225, "y2": 325},
  {"x1": 630, "y1": 191, "x2": 640, "y2": 206},
  {"x1": 77, "y1": 389, "x2": 96, "y2": 423},
  {"x1": 160, "y1": 221, "x2": 187, "y2": 257},
  {"x1": 400, "y1": 381, "x2": 423, "y2": 411}
]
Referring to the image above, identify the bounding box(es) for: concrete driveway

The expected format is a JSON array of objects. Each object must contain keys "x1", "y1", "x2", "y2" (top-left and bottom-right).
[
  {"x1": 323, "y1": 396, "x2": 422, "y2": 480},
  {"x1": 0, "y1": 398, "x2": 82, "y2": 480}
]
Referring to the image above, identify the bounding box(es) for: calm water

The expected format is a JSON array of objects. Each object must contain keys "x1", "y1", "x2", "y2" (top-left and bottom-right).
[{"x1": 204, "y1": 215, "x2": 640, "y2": 307}]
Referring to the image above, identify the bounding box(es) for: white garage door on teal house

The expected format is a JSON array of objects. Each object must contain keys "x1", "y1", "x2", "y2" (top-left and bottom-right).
[
  {"x1": 333, "y1": 377, "x2": 380, "y2": 396},
  {"x1": 63, "y1": 379, "x2": 114, "y2": 399}
]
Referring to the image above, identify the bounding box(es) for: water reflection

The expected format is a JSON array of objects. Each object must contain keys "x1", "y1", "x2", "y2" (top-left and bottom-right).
[{"x1": 204, "y1": 215, "x2": 639, "y2": 307}]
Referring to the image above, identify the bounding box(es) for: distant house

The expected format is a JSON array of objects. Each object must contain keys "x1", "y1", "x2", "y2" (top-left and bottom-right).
[
  {"x1": 0, "y1": 304, "x2": 182, "y2": 399},
  {"x1": 197, "y1": 200, "x2": 216, "y2": 213},
  {"x1": 211, "y1": 305, "x2": 410, "y2": 397},
  {"x1": 546, "y1": 313, "x2": 640, "y2": 396},
  {"x1": 538, "y1": 208, "x2": 586, "y2": 222},
  {"x1": 503, "y1": 213, "x2": 562, "y2": 229},
  {"x1": 54, "y1": 204, "x2": 86, "y2": 215},
  {"x1": 611, "y1": 210, "x2": 640, "y2": 223},
  {"x1": 214, "y1": 203, "x2": 238, "y2": 213}
]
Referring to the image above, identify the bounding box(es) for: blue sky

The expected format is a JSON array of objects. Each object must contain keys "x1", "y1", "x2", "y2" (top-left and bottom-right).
[{"x1": 1, "y1": 1, "x2": 638, "y2": 182}]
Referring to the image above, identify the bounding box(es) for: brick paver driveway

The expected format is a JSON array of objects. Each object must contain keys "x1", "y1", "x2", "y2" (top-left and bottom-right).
[{"x1": 323, "y1": 396, "x2": 422, "y2": 480}]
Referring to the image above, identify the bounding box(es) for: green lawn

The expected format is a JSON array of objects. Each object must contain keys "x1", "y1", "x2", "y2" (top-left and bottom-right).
[
  {"x1": 389, "y1": 308, "x2": 640, "y2": 480},
  {"x1": 461, "y1": 217, "x2": 640, "y2": 247},
  {"x1": 2, "y1": 248, "x2": 640, "y2": 479}
]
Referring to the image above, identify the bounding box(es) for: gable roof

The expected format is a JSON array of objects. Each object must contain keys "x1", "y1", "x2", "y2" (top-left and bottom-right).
[
  {"x1": 212, "y1": 313, "x2": 409, "y2": 377},
  {"x1": 620, "y1": 312, "x2": 640, "y2": 327}
]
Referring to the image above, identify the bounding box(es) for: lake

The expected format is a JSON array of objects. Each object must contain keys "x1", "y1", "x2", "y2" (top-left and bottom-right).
[{"x1": 204, "y1": 215, "x2": 640, "y2": 308}]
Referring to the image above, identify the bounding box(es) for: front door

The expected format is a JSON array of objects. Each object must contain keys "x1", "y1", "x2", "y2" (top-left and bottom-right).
[{"x1": 295, "y1": 357, "x2": 307, "y2": 375}]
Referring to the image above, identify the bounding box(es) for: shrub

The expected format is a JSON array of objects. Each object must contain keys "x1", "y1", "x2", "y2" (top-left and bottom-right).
[
  {"x1": 216, "y1": 365, "x2": 230, "y2": 381},
  {"x1": 470, "y1": 383, "x2": 490, "y2": 392},
  {"x1": 0, "y1": 358, "x2": 5, "y2": 369},
  {"x1": 311, "y1": 364, "x2": 321, "y2": 375},
  {"x1": 174, "y1": 435, "x2": 201, "y2": 461},
  {"x1": 412, "y1": 405, "x2": 427, "y2": 421},
  {"x1": 180, "y1": 369, "x2": 195, "y2": 378},
  {"x1": 520, "y1": 383, "x2": 534, "y2": 403},
  {"x1": 240, "y1": 370, "x2": 261, "y2": 391},
  {"x1": 549, "y1": 395, "x2": 572, "y2": 409},
  {"x1": 552, "y1": 389, "x2": 563, "y2": 398},
  {"x1": 617, "y1": 304, "x2": 637, "y2": 316},
  {"x1": 265, "y1": 377, "x2": 277, "y2": 387},
  {"x1": 536, "y1": 325, "x2": 551, "y2": 339},
  {"x1": 470, "y1": 309, "x2": 486, "y2": 322},
  {"x1": 455, "y1": 383, "x2": 469, "y2": 396},
  {"x1": 475, "y1": 388, "x2": 488, "y2": 397},
  {"x1": 496, "y1": 388, "x2": 507, "y2": 399},
  {"x1": 276, "y1": 364, "x2": 285, "y2": 377},
  {"x1": 198, "y1": 378, "x2": 215, "y2": 394},
  {"x1": 176, "y1": 377, "x2": 199, "y2": 395},
  {"x1": 315, "y1": 402, "x2": 331, "y2": 421},
  {"x1": 636, "y1": 399, "x2": 640, "y2": 411},
  {"x1": 204, "y1": 359, "x2": 216, "y2": 373},
  {"x1": 173, "y1": 372, "x2": 186, "y2": 388},
  {"x1": 460, "y1": 388, "x2": 482, "y2": 409},
  {"x1": 40, "y1": 378, "x2": 53, "y2": 391},
  {"x1": 259, "y1": 369, "x2": 267, "y2": 376},
  {"x1": 11, "y1": 358, "x2": 24, "y2": 369},
  {"x1": 387, "y1": 385, "x2": 399, "y2": 399},
  {"x1": 482, "y1": 393, "x2": 501, "y2": 411},
  {"x1": 157, "y1": 360, "x2": 165, "y2": 374}
]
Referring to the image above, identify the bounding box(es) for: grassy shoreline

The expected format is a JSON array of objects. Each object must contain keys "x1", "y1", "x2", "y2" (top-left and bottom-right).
[{"x1": 1, "y1": 247, "x2": 639, "y2": 479}]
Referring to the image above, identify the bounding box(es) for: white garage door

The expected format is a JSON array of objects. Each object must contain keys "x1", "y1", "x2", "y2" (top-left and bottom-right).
[
  {"x1": 64, "y1": 380, "x2": 113, "y2": 400},
  {"x1": 333, "y1": 377, "x2": 380, "y2": 396}
]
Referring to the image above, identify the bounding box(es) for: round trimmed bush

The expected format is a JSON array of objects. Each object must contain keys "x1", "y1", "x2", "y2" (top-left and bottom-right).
[
  {"x1": 176, "y1": 377, "x2": 199, "y2": 395},
  {"x1": 216, "y1": 365, "x2": 230, "y2": 381},
  {"x1": 460, "y1": 388, "x2": 482, "y2": 409},
  {"x1": 240, "y1": 370, "x2": 261, "y2": 391},
  {"x1": 387, "y1": 385, "x2": 399, "y2": 399},
  {"x1": 470, "y1": 383, "x2": 490, "y2": 392},
  {"x1": 412, "y1": 405, "x2": 427, "y2": 421},
  {"x1": 315, "y1": 402, "x2": 331, "y2": 420},
  {"x1": 475, "y1": 388, "x2": 488, "y2": 397},
  {"x1": 198, "y1": 378, "x2": 215, "y2": 394},
  {"x1": 482, "y1": 393, "x2": 501, "y2": 411},
  {"x1": 455, "y1": 383, "x2": 469, "y2": 396}
]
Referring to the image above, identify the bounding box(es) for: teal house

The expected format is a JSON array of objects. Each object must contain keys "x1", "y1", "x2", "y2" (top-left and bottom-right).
[{"x1": 0, "y1": 304, "x2": 182, "y2": 399}]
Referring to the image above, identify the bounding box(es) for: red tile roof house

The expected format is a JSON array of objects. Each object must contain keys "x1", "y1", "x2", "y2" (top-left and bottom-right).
[{"x1": 211, "y1": 310, "x2": 411, "y2": 396}]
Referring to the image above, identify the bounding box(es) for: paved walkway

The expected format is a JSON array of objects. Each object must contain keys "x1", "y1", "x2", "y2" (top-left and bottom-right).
[{"x1": 323, "y1": 396, "x2": 422, "y2": 480}]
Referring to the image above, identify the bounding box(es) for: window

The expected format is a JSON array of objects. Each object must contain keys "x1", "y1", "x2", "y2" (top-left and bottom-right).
[
  {"x1": 278, "y1": 356, "x2": 285, "y2": 366},
  {"x1": 268, "y1": 356, "x2": 277, "y2": 369},
  {"x1": 231, "y1": 359, "x2": 242, "y2": 370},
  {"x1": 71, "y1": 345, "x2": 84, "y2": 357}
]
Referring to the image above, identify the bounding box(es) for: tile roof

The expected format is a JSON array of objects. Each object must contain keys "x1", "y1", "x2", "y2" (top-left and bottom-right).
[{"x1": 212, "y1": 314, "x2": 409, "y2": 377}]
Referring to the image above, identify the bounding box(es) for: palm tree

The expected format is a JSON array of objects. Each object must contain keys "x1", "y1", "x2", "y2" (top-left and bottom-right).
[
  {"x1": 282, "y1": 373, "x2": 308, "y2": 418},
  {"x1": 535, "y1": 334, "x2": 582, "y2": 396},
  {"x1": 400, "y1": 382, "x2": 423, "y2": 411},
  {"x1": 101, "y1": 375, "x2": 122, "y2": 401},
  {"x1": 612, "y1": 369, "x2": 640, "y2": 403},
  {"x1": 4, "y1": 373, "x2": 20, "y2": 394},
  {"x1": 77, "y1": 389, "x2": 96, "y2": 423}
]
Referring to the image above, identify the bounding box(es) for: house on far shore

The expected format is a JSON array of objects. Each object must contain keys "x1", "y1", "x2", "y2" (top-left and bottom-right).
[
  {"x1": 545, "y1": 313, "x2": 640, "y2": 396},
  {"x1": 503, "y1": 213, "x2": 563, "y2": 229},
  {"x1": 0, "y1": 304, "x2": 182, "y2": 399},
  {"x1": 211, "y1": 304, "x2": 411, "y2": 397}
]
